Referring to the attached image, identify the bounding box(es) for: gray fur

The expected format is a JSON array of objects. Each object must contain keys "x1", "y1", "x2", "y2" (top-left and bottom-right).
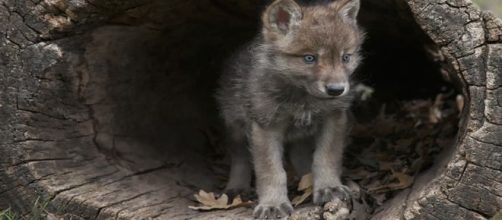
[{"x1": 216, "y1": 0, "x2": 364, "y2": 218}]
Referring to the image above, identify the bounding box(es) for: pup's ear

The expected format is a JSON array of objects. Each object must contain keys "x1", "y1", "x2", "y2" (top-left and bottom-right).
[
  {"x1": 329, "y1": 0, "x2": 360, "y2": 22},
  {"x1": 262, "y1": 0, "x2": 302, "y2": 36}
]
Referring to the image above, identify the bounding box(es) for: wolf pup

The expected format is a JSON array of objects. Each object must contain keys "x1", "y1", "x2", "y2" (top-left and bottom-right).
[{"x1": 217, "y1": 0, "x2": 364, "y2": 218}]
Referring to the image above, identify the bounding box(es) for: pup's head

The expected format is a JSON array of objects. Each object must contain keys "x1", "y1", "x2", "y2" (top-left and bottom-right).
[{"x1": 261, "y1": 0, "x2": 364, "y2": 98}]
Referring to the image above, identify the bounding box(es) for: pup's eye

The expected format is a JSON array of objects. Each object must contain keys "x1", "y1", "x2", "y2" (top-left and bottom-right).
[
  {"x1": 303, "y1": 55, "x2": 317, "y2": 64},
  {"x1": 342, "y1": 54, "x2": 352, "y2": 63}
]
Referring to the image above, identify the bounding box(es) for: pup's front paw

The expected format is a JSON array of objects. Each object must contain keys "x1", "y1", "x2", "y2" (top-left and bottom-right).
[
  {"x1": 314, "y1": 186, "x2": 352, "y2": 220},
  {"x1": 313, "y1": 185, "x2": 351, "y2": 205},
  {"x1": 253, "y1": 201, "x2": 293, "y2": 219}
]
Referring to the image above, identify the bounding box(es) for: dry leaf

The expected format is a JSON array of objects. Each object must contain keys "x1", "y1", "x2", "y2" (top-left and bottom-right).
[
  {"x1": 393, "y1": 172, "x2": 414, "y2": 188},
  {"x1": 367, "y1": 171, "x2": 414, "y2": 193},
  {"x1": 456, "y1": 94, "x2": 464, "y2": 113},
  {"x1": 292, "y1": 187, "x2": 313, "y2": 207},
  {"x1": 292, "y1": 173, "x2": 313, "y2": 207},
  {"x1": 354, "y1": 83, "x2": 375, "y2": 101},
  {"x1": 189, "y1": 190, "x2": 252, "y2": 211},
  {"x1": 429, "y1": 94, "x2": 444, "y2": 124},
  {"x1": 297, "y1": 173, "x2": 313, "y2": 191}
]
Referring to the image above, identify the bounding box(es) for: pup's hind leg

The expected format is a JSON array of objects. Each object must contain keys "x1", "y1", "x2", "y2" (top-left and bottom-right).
[
  {"x1": 288, "y1": 137, "x2": 314, "y2": 177},
  {"x1": 224, "y1": 127, "x2": 252, "y2": 195}
]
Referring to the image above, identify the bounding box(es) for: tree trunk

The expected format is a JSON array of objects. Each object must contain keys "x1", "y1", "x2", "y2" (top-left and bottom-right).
[{"x1": 0, "y1": 0, "x2": 500, "y2": 219}]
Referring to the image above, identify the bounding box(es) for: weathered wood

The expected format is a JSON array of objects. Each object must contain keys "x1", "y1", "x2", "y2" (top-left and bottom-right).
[{"x1": 0, "y1": 0, "x2": 500, "y2": 219}]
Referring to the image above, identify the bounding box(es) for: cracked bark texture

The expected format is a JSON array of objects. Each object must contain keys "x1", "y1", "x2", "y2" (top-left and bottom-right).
[{"x1": 0, "y1": 0, "x2": 500, "y2": 219}]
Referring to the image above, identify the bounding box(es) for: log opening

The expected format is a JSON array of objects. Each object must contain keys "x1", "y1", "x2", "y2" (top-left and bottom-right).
[{"x1": 81, "y1": 0, "x2": 460, "y2": 207}]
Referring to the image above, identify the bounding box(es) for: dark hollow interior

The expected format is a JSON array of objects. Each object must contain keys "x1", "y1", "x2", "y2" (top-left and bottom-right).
[{"x1": 76, "y1": 0, "x2": 460, "y2": 215}]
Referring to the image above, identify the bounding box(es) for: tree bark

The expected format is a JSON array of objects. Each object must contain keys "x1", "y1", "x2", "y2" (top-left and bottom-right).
[{"x1": 0, "y1": 0, "x2": 500, "y2": 219}]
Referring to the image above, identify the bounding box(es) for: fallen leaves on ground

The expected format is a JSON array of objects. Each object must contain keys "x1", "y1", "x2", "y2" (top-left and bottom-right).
[
  {"x1": 189, "y1": 190, "x2": 253, "y2": 211},
  {"x1": 292, "y1": 173, "x2": 313, "y2": 207},
  {"x1": 197, "y1": 86, "x2": 460, "y2": 217},
  {"x1": 345, "y1": 89, "x2": 461, "y2": 215},
  {"x1": 367, "y1": 171, "x2": 414, "y2": 194}
]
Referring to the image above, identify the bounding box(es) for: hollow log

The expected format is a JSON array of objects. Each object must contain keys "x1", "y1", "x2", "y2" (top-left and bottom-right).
[{"x1": 0, "y1": 0, "x2": 501, "y2": 219}]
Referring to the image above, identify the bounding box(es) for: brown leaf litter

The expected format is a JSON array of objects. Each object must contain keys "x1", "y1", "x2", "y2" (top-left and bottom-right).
[{"x1": 189, "y1": 190, "x2": 253, "y2": 211}]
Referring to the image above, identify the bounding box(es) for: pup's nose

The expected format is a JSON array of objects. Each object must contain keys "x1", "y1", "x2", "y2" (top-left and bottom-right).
[{"x1": 325, "y1": 84, "x2": 346, "y2": 96}]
